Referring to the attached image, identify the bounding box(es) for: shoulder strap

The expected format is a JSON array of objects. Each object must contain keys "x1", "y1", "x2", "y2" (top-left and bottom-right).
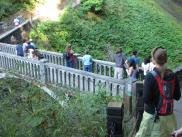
[
  {"x1": 150, "y1": 70, "x2": 158, "y2": 78},
  {"x1": 150, "y1": 70, "x2": 161, "y2": 117}
]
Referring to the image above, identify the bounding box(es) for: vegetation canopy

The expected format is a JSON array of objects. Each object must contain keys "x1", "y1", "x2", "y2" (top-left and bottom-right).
[
  {"x1": 0, "y1": 77, "x2": 121, "y2": 136},
  {"x1": 30, "y1": 0, "x2": 182, "y2": 68}
]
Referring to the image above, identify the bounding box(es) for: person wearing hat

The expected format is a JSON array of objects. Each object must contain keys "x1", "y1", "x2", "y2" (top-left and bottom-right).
[{"x1": 135, "y1": 47, "x2": 181, "y2": 137}]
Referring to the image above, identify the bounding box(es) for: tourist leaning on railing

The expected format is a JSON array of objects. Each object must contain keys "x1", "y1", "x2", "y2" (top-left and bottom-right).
[
  {"x1": 82, "y1": 50, "x2": 93, "y2": 72},
  {"x1": 63, "y1": 44, "x2": 75, "y2": 68}
]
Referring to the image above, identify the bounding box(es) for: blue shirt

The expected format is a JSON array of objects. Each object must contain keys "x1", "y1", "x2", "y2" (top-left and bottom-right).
[
  {"x1": 128, "y1": 56, "x2": 141, "y2": 65},
  {"x1": 82, "y1": 54, "x2": 92, "y2": 65},
  {"x1": 16, "y1": 44, "x2": 24, "y2": 57}
]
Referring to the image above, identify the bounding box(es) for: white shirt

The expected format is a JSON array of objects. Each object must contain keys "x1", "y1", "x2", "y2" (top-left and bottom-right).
[
  {"x1": 82, "y1": 54, "x2": 92, "y2": 65},
  {"x1": 142, "y1": 62, "x2": 156, "y2": 75},
  {"x1": 23, "y1": 42, "x2": 28, "y2": 52},
  {"x1": 27, "y1": 49, "x2": 34, "y2": 58},
  {"x1": 149, "y1": 62, "x2": 155, "y2": 71},
  {"x1": 14, "y1": 18, "x2": 20, "y2": 26},
  {"x1": 142, "y1": 63, "x2": 150, "y2": 76}
]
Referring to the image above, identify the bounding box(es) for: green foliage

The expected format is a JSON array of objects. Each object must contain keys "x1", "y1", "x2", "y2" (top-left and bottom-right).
[
  {"x1": 31, "y1": 0, "x2": 182, "y2": 68},
  {"x1": 0, "y1": 0, "x2": 38, "y2": 20},
  {"x1": 0, "y1": 78, "x2": 120, "y2": 136},
  {"x1": 79, "y1": 0, "x2": 106, "y2": 13}
]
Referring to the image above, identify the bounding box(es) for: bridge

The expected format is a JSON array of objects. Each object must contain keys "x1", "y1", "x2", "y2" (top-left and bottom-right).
[
  {"x1": 0, "y1": 43, "x2": 128, "y2": 96},
  {"x1": 0, "y1": 20, "x2": 181, "y2": 130}
]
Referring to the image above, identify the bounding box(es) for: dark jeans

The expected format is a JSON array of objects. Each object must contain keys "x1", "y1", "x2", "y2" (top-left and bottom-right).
[
  {"x1": 17, "y1": 54, "x2": 24, "y2": 57},
  {"x1": 84, "y1": 65, "x2": 92, "y2": 72},
  {"x1": 66, "y1": 60, "x2": 74, "y2": 68}
]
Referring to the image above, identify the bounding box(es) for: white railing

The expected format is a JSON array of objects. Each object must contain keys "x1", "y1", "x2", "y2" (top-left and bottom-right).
[
  {"x1": 0, "y1": 52, "x2": 43, "y2": 82},
  {"x1": 0, "y1": 43, "x2": 115, "y2": 77},
  {"x1": 0, "y1": 52, "x2": 128, "y2": 96},
  {"x1": 0, "y1": 19, "x2": 32, "y2": 41},
  {"x1": 0, "y1": 43, "x2": 16, "y2": 54}
]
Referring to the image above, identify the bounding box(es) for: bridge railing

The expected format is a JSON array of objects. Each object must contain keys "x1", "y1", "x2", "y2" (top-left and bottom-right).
[
  {"x1": 0, "y1": 51, "x2": 43, "y2": 82},
  {"x1": 0, "y1": 43, "x2": 16, "y2": 54},
  {"x1": 0, "y1": 43, "x2": 115, "y2": 77},
  {"x1": 0, "y1": 52, "x2": 128, "y2": 96}
]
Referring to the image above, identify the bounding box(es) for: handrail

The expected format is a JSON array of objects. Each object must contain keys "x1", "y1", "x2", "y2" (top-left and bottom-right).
[
  {"x1": 0, "y1": 42, "x2": 116, "y2": 77},
  {"x1": 0, "y1": 51, "x2": 127, "y2": 96}
]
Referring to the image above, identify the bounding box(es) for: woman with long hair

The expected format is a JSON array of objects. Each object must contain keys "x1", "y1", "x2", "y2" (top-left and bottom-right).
[{"x1": 126, "y1": 59, "x2": 137, "y2": 82}]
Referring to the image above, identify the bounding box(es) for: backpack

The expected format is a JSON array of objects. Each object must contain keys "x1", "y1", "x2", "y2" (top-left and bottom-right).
[{"x1": 151, "y1": 70, "x2": 175, "y2": 115}]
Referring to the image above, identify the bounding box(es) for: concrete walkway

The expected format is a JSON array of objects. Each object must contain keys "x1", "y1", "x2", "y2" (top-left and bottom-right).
[{"x1": 174, "y1": 95, "x2": 182, "y2": 128}]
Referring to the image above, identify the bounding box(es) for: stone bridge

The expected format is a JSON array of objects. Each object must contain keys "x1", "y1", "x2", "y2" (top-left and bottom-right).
[
  {"x1": 0, "y1": 42, "x2": 129, "y2": 96},
  {"x1": 0, "y1": 20, "x2": 181, "y2": 129}
]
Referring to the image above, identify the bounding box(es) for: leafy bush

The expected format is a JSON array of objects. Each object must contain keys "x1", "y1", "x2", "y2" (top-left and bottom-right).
[
  {"x1": 0, "y1": 78, "x2": 120, "y2": 136},
  {"x1": 31, "y1": 0, "x2": 182, "y2": 68},
  {"x1": 0, "y1": 0, "x2": 37, "y2": 20},
  {"x1": 79, "y1": 0, "x2": 106, "y2": 14}
]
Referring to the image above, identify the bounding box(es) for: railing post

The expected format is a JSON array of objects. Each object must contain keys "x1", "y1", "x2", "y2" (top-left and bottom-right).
[{"x1": 39, "y1": 59, "x2": 48, "y2": 84}]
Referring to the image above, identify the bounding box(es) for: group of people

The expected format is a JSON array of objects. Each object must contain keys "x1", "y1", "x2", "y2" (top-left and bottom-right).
[
  {"x1": 13, "y1": 27, "x2": 43, "y2": 60},
  {"x1": 64, "y1": 46, "x2": 182, "y2": 137},
  {"x1": 114, "y1": 48, "x2": 157, "y2": 82},
  {"x1": 114, "y1": 47, "x2": 181, "y2": 137},
  {"x1": 114, "y1": 48, "x2": 142, "y2": 81},
  {"x1": 63, "y1": 45, "x2": 93, "y2": 72},
  {"x1": 14, "y1": 36, "x2": 182, "y2": 137}
]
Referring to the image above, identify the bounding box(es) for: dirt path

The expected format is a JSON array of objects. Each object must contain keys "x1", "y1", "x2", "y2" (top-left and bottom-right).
[{"x1": 155, "y1": 0, "x2": 182, "y2": 23}]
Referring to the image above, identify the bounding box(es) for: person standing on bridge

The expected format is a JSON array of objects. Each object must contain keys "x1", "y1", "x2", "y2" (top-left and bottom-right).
[
  {"x1": 16, "y1": 40, "x2": 24, "y2": 57},
  {"x1": 135, "y1": 47, "x2": 181, "y2": 137},
  {"x1": 114, "y1": 48, "x2": 127, "y2": 79},
  {"x1": 82, "y1": 50, "x2": 93, "y2": 72},
  {"x1": 25, "y1": 40, "x2": 35, "y2": 58},
  {"x1": 63, "y1": 44, "x2": 75, "y2": 68},
  {"x1": 129, "y1": 50, "x2": 141, "y2": 69}
]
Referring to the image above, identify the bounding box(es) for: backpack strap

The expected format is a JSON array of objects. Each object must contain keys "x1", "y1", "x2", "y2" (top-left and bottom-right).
[
  {"x1": 150, "y1": 70, "x2": 158, "y2": 78},
  {"x1": 150, "y1": 70, "x2": 160, "y2": 121},
  {"x1": 150, "y1": 70, "x2": 175, "y2": 116}
]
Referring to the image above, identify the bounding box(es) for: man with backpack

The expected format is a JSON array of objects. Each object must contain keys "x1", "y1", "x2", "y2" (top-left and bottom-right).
[{"x1": 135, "y1": 47, "x2": 181, "y2": 137}]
